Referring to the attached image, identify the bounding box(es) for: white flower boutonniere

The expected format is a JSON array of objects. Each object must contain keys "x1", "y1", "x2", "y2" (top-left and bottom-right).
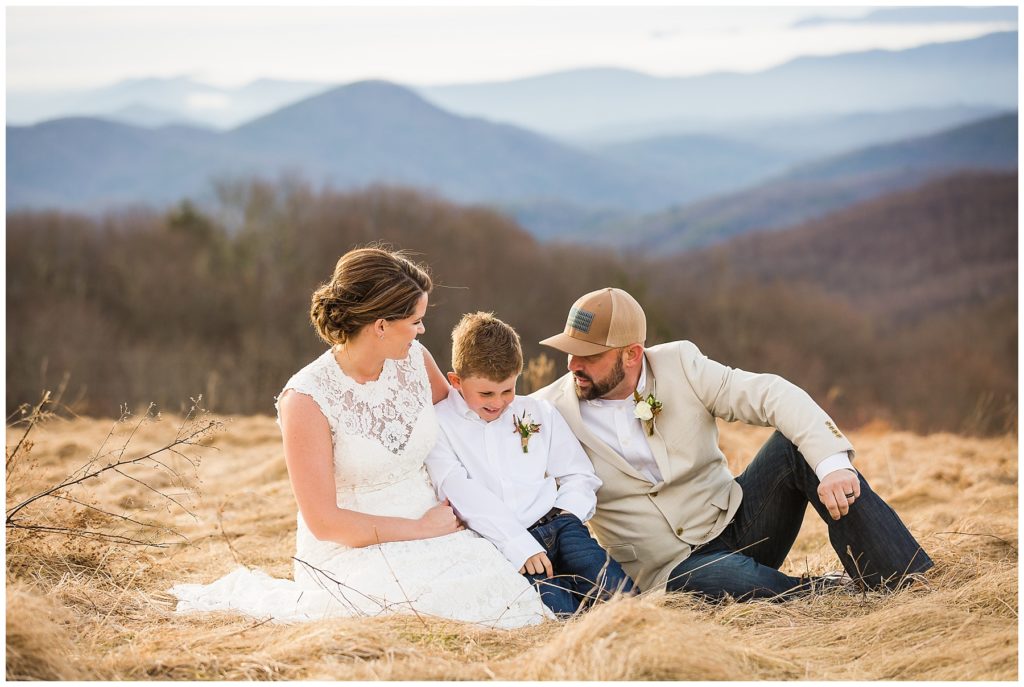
[
  {"x1": 512, "y1": 411, "x2": 541, "y2": 453},
  {"x1": 633, "y1": 390, "x2": 663, "y2": 436}
]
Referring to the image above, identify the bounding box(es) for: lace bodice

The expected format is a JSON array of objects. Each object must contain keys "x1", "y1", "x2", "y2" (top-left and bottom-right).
[{"x1": 275, "y1": 341, "x2": 439, "y2": 521}]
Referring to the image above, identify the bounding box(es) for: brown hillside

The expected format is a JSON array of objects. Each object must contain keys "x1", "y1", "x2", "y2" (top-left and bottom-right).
[
  {"x1": 683, "y1": 171, "x2": 1017, "y2": 322},
  {"x1": 6, "y1": 176, "x2": 1016, "y2": 433},
  {"x1": 643, "y1": 171, "x2": 1016, "y2": 434}
]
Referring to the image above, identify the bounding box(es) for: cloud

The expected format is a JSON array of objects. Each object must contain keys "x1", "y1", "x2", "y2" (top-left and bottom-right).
[{"x1": 793, "y1": 7, "x2": 1018, "y2": 29}]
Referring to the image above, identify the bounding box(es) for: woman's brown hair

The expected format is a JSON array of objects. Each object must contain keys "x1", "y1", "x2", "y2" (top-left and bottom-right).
[{"x1": 310, "y1": 247, "x2": 432, "y2": 346}]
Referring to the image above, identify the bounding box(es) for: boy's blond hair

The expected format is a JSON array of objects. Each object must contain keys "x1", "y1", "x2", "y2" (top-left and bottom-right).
[{"x1": 451, "y1": 312, "x2": 524, "y2": 382}]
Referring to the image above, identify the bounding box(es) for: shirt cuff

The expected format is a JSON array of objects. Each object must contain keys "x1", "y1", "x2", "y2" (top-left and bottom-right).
[
  {"x1": 814, "y1": 451, "x2": 856, "y2": 481},
  {"x1": 499, "y1": 531, "x2": 545, "y2": 570},
  {"x1": 553, "y1": 491, "x2": 596, "y2": 523}
]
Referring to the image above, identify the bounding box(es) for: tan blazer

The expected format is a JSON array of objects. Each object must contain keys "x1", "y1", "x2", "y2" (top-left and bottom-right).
[{"x1": 533, "y1": 340, "x2": 854, "y2": 592}]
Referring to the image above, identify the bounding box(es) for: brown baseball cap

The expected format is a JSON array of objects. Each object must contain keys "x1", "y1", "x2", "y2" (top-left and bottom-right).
[{"x1": 540, "y1": 287, "x2": 646, "y2": 356}]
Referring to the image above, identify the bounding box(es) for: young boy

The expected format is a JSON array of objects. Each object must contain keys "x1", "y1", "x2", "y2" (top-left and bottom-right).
[{"x1": 424, "y1": 312, "x2": 634, "y2": 616}]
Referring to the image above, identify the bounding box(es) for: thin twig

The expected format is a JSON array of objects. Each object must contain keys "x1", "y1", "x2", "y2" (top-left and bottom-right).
[
  {"x1": 7, "y1": 523, "x2": 170, "y2": 547},
  {"x1": 6, "y1": 419, "x2": 217, "y2": 522},
  {"x1": 6, "y1": 391, "x2": 51, "y2": 471},
  {"x1": 48, "y1": 492, "x2": 182, "y2": 537},
  {"x1": 217, "y1": 501, "x2": 243, "y2": 565},
  {"x1": 373, "y1": 535, "x2": 430, "y2": 629},
  {"x1": 110, "y1": 467, "x2": 196, "y2": 520},
  {"x1": 845, "y1": 545, "x2": 869, "y2": 600},
  {"x1": 6, "y1": 401, "x2": 32, "y2": 424},
  {"x1": 936, "y1": 531, "x2": 1017, "y2": 550},
  {"x1": 996, "y1": 597, "x2": 1018, "y2": 617},
  {"x1": 293, "y1": 557, "x2": 386, "y2": 615},
  {"x1": 222, "y1": 617, "x2": 273, "y2": 637},
  {"x1": 649, "y1": 536, "x2": 770, "y2": 597},
  {"x1": 114, "y1": 403, "x2": 156, "y2": 462}
]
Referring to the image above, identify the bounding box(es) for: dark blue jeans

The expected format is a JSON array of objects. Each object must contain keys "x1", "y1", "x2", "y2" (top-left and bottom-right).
[
  {"x1": 666, "y1": 431, "x2": 933, "y2": 600},
  {"x1": 524, "y1": 513, "x2": 635, "y2": 616}
]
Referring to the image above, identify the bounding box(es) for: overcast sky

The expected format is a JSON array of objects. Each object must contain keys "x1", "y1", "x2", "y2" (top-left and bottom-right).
[{"x1": 6, "y1": 3, "x2": 1018, "y2": 91}]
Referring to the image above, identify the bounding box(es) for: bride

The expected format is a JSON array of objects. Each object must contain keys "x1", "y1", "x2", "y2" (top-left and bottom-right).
[{"x1": 170, "y1": 247, "x2": 550, "y2": 628}]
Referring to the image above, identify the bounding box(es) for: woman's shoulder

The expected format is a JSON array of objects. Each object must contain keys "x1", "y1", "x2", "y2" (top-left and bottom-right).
[
  {"x1": 282, "y1": 349, "x2": 335, "y2": 393},
  {"x1": 276, "y1": 350, "x2": 337, "y2": 422}
]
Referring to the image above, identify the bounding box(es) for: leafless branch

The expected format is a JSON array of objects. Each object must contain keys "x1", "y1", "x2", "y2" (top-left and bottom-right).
[
  {"x1": 48, "y1": 492, "x2": 180, "y2": 536},
  {"x1": 6, "y1": 417, "x2": 216, "y2": 523},
  {"x1": 6, "y1": 392, "x2": 220, "y2": 548},
  {"x1": 7, "y1": 523, "x2": 171, "y2": 547},
  {"x1": 110, "y1": 467, "x2": 198, "y2": 521},
  {"x1": 6, "y1": 391, "x2": 52, "y2": 471}
]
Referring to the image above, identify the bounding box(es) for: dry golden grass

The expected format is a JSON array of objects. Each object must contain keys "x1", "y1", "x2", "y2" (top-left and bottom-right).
[{"x1": 6, "y1": 415, "x2": 1018, "y2": 680}]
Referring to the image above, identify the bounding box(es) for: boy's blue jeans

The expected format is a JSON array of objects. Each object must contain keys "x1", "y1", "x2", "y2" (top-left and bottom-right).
[
  {"x1": 666, "y1": 431, "x2": 934, "y2": 600},
  {"x1": 523, "y1": 512, "x2": 635, "y2": 616}
]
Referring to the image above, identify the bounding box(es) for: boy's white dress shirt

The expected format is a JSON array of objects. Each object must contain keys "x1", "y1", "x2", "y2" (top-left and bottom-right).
[{"x1": 425, "y1": 388, "x2": 602, "y2": 570}]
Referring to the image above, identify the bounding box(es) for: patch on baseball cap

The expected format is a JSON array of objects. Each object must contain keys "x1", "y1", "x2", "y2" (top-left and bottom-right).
[{"x1": 568, "y1": 306, "x2": 595, "y2": 334}]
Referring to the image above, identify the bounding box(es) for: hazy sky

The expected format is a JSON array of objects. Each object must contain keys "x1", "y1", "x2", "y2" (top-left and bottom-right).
[{"x1": 6, "y1": 3, "x2": 1018, "y2": 91}]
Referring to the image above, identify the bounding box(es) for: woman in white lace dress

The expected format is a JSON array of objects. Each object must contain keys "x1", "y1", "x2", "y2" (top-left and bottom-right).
[{"x1": 170, "y1": 248, "x2": 550, "y2": 629}]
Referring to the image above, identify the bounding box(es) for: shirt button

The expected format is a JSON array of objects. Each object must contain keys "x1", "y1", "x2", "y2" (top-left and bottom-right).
[
  {"x1": 675, "y1": 527, "x2": 683, "y2": 536},
  {"x1": 650, "y1": 491, "x2": 659, "y2": 498}
]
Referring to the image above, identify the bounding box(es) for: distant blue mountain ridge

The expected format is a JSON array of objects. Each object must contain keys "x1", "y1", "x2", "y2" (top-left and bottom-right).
[
  {"x1": 6, "y1": 72, "x2": 1017, "y2": 254},
  {"x1": 7, "y1": 31, "x2": 1016, "y2": 144},
  {"x1": 570, "y1": 113, "x2": 1019, "y2": 253},
  {"x1": 7, "y1": 81, "x2": 679, "y2": 213},
  {"x1": 419, "y1": 31, "x2": 1017, "y2": 140}
]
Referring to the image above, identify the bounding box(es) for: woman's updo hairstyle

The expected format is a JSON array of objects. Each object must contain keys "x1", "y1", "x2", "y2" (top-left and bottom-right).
[{"x1": 310, "y1": 247, "x2": 432, "y2": 346}]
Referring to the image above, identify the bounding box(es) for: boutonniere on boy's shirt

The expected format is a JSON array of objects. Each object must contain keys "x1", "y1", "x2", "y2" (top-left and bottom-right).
[
  {"x1": 633, "y1": 390, "x2": 663, "y2": 436},
  {"x1": 512, "y1": 411, "x2": 541, "y2": 453}
]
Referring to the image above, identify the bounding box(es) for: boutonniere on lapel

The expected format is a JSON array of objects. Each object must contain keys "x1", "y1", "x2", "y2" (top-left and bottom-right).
[
  {"x1": 512, "y1": 411, "x2": 541, "y2": 453},
  {"x1": 633, "y1": 391, "x2": 664, "y2": 436}
]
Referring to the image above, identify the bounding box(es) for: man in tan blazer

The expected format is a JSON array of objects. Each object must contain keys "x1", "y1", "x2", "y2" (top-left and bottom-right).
[{"x1": 533, "y1": 287, "x2": 932, "y2": 597}]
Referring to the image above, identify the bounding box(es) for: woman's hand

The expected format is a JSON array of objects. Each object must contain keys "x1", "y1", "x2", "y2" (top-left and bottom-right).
[{"x1": 417, "y1": 499, "x2": 463, "y2": 539}]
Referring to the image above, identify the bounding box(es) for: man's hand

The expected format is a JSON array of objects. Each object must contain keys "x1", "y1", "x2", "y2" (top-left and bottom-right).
[
  {"x1": 817, "y1": 469, "x2": 861, "y2": 520},
  {"x1": 519, "y1": 552, "x2": 554, "y2": 578}
]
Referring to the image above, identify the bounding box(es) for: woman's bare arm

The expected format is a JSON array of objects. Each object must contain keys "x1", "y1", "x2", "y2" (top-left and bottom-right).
[
  {"x1": 421, "y1": 345, "x2": 451, "y2": 404},
  {"x1": 278, "y1": 390, "x2": 460, "y2": 547}
]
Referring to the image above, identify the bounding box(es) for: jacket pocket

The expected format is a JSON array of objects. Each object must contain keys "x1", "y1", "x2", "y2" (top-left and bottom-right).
[
  {"x1": 607, "y1": 543, "x2": 638, "y2": 563},
  {"x1": 710, "y1": 481, "x2": 735, "y2": 511}
]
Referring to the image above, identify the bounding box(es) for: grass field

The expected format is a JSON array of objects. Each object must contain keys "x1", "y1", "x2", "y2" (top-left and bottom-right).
[{"x1": 6, "y1": 411, "x2": 1018, "y2": 680}]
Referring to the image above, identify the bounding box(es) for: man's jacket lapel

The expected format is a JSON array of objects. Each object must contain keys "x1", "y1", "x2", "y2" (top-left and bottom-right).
[{"x1": 640, "y1": 354, "x2": 671, "y2": 483}]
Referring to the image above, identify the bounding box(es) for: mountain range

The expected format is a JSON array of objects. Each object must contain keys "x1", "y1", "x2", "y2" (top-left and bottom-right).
[
  {"x1": 577, "y1": 113, "x2": 1017, "y2": 253},
  {"x1": 8, "y1": 31, "x2": 1016, "y2": 145},
  {"x1": 418, "y1": 32, "x2": 1017, "y2": 140},
  {"x1": 6, "y1": 31, "x2": 1018, "y2": 254},
  {"x1": 7, "y1": 77, "x2": 331, "y2": 130},
  {"x1": 7, "y1": 81, "x2": 682, "y2": 212}
]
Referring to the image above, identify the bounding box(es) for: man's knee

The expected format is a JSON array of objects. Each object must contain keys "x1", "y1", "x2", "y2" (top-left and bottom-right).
[
  {"x1": 752, "y1": 431, "x2": 806, "y2": 475},
  {"x1": 765, "y1": 430, "x2": 799, "y2": 457}
]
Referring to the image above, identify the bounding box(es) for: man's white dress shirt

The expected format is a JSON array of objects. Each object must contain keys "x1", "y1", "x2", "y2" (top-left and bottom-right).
[
  {"x1": 425, "y1": 389, "x2": 602, "y2": 569},
  {"x1": 579, "y1": 358, "x2": 854, "y2": 484}
]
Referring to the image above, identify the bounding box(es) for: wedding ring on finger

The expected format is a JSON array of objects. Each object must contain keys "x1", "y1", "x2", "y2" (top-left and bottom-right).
[{"x1": 844, "y1": 492, "x2": 856, "y2": 499}]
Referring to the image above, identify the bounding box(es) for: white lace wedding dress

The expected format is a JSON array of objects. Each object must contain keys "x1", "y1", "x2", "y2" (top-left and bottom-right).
[{"x1": 170, "y1": 341, "x2": 550, "y2": 629}]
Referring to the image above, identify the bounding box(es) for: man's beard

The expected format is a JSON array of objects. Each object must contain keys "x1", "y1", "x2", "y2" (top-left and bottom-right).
[{"x1": 574, "y1": 354, "x2": 626, "y2": 401}]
